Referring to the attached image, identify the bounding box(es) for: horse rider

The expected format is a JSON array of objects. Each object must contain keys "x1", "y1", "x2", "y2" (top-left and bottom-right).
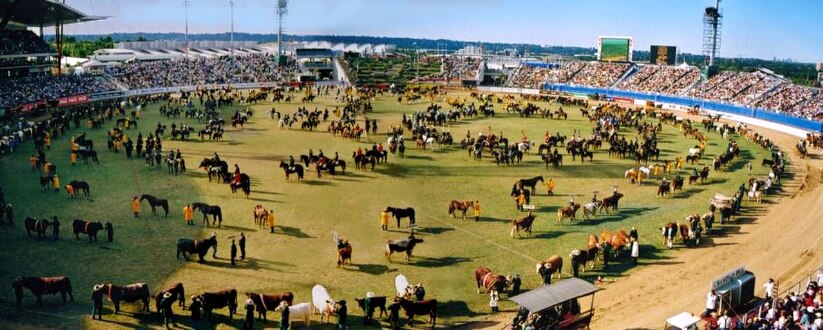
[
  {"x1": 674, "y1": 173, "x2": 682, "y2": 183},
  {"x1": 333, "y1": 152, "x2": 339, "y2": 163},
  {"x1": 377, "y1": 143, "x2": 384, "y2": 153},
  {"x1": 591, "y1": 192, "x2": 598, "y2": 204},
  {"x1": 288, "y1": 155, "x2": 295, "y2": 170},
  {"x1": 568, "y1": 196, "x2": 576, "y2": 209},
  {"x1": 661, "y1": 177, "x2": 668, "y2": 187},
  {"x1": 356, "y1": 147, "x2": 363, "y2": 157},
  {"x1": 308, "y1": 149, "x2": 314, "y2": 160},
  {"x1": 234, "y1": 164, "x2": 241, "y2": 175},
  {"x1": 318, "y1": 149, "x2": 325, "y2": 159},
  {"x1": 692, "y1": 167, "x2": 699, "y2": 178},
  {"x1": 213, "y1": 152, "x2": 220, "y2": 163},
  {"x1": 612, "y1": 187, "x2": 619, "y2": 199}
]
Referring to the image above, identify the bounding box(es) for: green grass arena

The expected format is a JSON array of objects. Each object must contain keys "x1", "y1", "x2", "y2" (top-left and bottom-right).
[{"x1": 0, "y1": 90, "x2": 778, "y2": 329}]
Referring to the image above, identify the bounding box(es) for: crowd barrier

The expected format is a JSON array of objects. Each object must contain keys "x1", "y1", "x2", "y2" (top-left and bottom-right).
[{"x1": 544, "y1": 83, "x2": 823, "y2": 133}]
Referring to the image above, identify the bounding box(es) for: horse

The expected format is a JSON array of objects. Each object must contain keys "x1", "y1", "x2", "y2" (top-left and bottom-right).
[
  {"x1": 386, "y1": 237, "x2": 424, "y2": 262},
  {"x1": 176, "y1": 236, "x2": 218, "y2": 263},
  {"x1": 385, "y1": 206, "x2": 416, "y2": 228},
  {"x1": 337, "y1": 242, "x2": 353, "y2": 267},
  {"x1": 672, "y1": 176, "x2": 684, "y2": 191},
  {"x1": 600, "y1": 193, "x2": 624, "y2": 213},
  {"x1": 624, "y1": 169, "x2": 638, "y2": 183},
  {"x1": 447, "y1": 200, "x2": 474, "y2": 220},
  {"x1": 253, "y1": 205, "x2": 268, "y2": 228},
  {"x1": 24, "y1": 217, "x2": 50, "y2": 239},
  {"x1": 139, "y1": 194, "x2": 169, "y2": 216},
  {"x1": 94, "y1": 283, "x2": 150, "y2": 314},
  {"x1": 72, "y1": 219, "x2": 103, "y2": 243},
  {"x1": 556, "y1": 203, "x2": 581, "y2": 224},
  {"x1": 398, "y1": 298, "x2": 437, "y2": 326},
  {"x1": 12, "y1": 276, "x2": 73, "y2": 309},
  {"x1": 474, "y1": 267, "x2": 510, "y2": 294},
  {"x1": 192, "y1": 202, "x2": 223, "y2": 227},
  {"x1": 230, "y1": 173, "x2": 251, "y2": 198},
  {"x1": 77, "y1": 149, "x2": 99, "y2": 164},
  {"x1": 510, "y1": 211, "x2": 536, "y2": 238},
  {"x1": 536, "y1": 255, "x2": 563, "y2": 281},
  {"x1": 198, "y1": 289, "x2": 238, "y2": 320},
  {"x1": 154, "y1": 283, "x2": 186, "y2": 313},
  {"x1": 279, "y1": 161, "x2": 304, "y2": 182},
  {"x1": 66, "y1": 180, "x2": 90, "y2": 198},
  {"x1": 657, "y1": 181, "x2": 671, "y2": 197},
  {"x1": 661, "y1": 222, "x2": 678, "y2": 248},
  {"x1": 353, "y1": 153, "x2": 377, "y2": 171},
  {"x1": 582, "y1": 201, "x2": 600, "y2": 220},
  {"x1": 516, "y1": 176, "x2": 544, "y2": 195},
  {"x1": 699, "y1": 167, "x2": 710, "y2": 183},
  {"x1": 248, "y1": 291, "x2": 294, "y2": 321}
]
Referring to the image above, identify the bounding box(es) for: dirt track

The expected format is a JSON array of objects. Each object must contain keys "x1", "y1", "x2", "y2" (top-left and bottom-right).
[{"x1": 472, "y1": 119, "x2": 823, "y2": 330}]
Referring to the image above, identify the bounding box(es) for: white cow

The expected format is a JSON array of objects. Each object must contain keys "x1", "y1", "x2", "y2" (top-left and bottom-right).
[{"x1": 275, "y1": 302, "x2": 313, "y2": 329}]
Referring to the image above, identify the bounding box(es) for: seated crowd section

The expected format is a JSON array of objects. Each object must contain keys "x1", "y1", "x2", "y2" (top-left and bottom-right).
[
  {"x1": 0, "y1": 75, "x2": 115, "y2": 109},
  {"x1": 0, "y1": 30, "x2": 52, "y2": 55},
  {"x1": 419, "y1": 56, "x2": 482, "y2": 82}
]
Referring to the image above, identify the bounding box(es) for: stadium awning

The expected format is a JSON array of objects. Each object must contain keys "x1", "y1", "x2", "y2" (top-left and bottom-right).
[
  {"x1": 1, "y1": 0, "x2": 108, "y2": 27},
  {"x1": 508, "y1": 278, "x2": 600, "y2": 312}
]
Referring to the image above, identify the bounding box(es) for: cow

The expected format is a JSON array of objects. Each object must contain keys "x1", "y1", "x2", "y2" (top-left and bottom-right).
[
  {"x1": 570, "y1": 245, "x2": 600, "y2": 273},
  {"x1": 154, "y1": 283, "x2": 186, "y2": 313},
  {"x1": 198, "y1": 289, "x2": 238, "y2": 320},
  {"x1": 355, "y1": 295, "x2": 388, "y2": 324},
  {"x1": 12, "y1": 276, "x2": 74, "y2": 309},
  {"x1": 474, "y1": 267, "x2": 510, "y2": 294},
  {"x1": 385, "y1": 237, "x2": 424, "y2": 262},
  {"x1": 24, "y1": 217, "x2": 50, "y2": 239},
  {"x1": 398, "y1": 298, "x2": 437, "y2": 326},
  {"x1": 535, "y1": 255, "x2": 563, "y2": 281},
  {"x1": 72, "y1": 219, "x2": 103, "y2": 243},
  {"x1": 95, "y1": 283, "x2": 150, "y2": 314},
  {"x1": 275, "y1": 301, "x2": 313, "y2": 328},
  {"x1": 248, "y1": 291, "x2": 294, "y2": 321},
  {"x1": 510, "y1": 211, "x2": 536, "y2": 238}
]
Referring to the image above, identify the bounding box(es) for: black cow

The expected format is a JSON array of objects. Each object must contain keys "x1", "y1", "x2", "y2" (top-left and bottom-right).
[{"x1": 385, "y1": 237, "x2": 424, "y2": 262}]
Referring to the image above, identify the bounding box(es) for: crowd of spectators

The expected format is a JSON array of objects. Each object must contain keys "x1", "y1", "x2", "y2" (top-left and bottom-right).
[
  {"x1": 687, "y1": 71, "x2": 764, "y2": 102},
  {"x1": 419, "y1": 56, "x2": 482, "y2": 82},
  {"x1": 105, "y1": 54, "x2": 298, "y2": 89},
  {"x1": 743, "y1": 273, "x2": 823, "y2": 329},
  {"x1": 618, "y1": 65, "x2": 701, "y2": 94},
  {"x1": 566, "y1": 62, "x2": 631, "y2": 87},
  {"x1": 732, "y1": 74, "x2": 783, "y2": 105},
  {"x1": 507, "y1": 65, "x2": 554, "y2": 89},
  {"x1": 0, "y1": 74, "x2": 115, "y2": 109},
  {"x1": 0, "y1": 30, "x2": 52, "y2": 55},
  {"x1": 794, "y1": 95, "x2": 823, "y2": 120},
  {"x1": 757, "y1": 85, "x2": 816, "y2": 112}
]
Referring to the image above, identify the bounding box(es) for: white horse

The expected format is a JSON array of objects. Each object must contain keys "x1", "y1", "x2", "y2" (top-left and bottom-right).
[
  {"x1": 517, "y1": 142, "x2": 530, "y2": 153},
  {"x1": 426, "y1": 136, "x2": 436, "y2": 150},
  {"x1": 638, "y1": 166, "x2": 652, "y2": 177},
  {"x1": 582, "y1": 202, "x2": 600, "y2": 220},
  {"x1": 688, "y1": 147, "x2": 702, "y2": 157},
  {"x1": 275, "y1": 302, "x2": 314, "y2": 329}
]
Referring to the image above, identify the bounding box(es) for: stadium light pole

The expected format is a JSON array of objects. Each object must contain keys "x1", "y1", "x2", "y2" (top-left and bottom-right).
[
  {"x1": 183, "y1": 0, "x2": 190, "y2": 59},
  {"x1": 230, "y1": 0, "x2": 235, "y2": 61}
]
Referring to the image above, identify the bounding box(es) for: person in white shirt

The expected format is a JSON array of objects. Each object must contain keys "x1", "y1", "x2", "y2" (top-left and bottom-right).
[
  {"x1": 717, "y1": 311, "x2": 732, "y2": 330},
  {"x1": 764, "y1": 278, "x2": 775, "y2": 299},
  {"x1": 703, "y1": 290, "x2": 718, "y2": 317}
]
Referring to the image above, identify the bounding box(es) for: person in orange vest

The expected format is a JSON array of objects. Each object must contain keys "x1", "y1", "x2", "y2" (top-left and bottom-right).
[
  {"x1": 515, "y1": 192, "x2": 526, "y2": 211},
  {"x1": 183, "y1": 204, "x2": 194, "y2": 225},
  {"x1": 66, "y1": 184, "x2": 75, "y2": 197},
  {"x1": 44, "y1": 133, "x2": 51, "y2": 150},
  {"x1": 70, "y1": 152, "x2": 77, "y2": 166},
  {"x1": 267, "y1": 210, "x2": 276, "y2": 233},
  {"x1": 380, "y1": 209, "x2": 390, "y2": 231},
  {"x1": 473, "y1": 201, "x2": 481, "y2": 222},
  {"x1": 546, "y1": 178, "x2": 555, "y2": 196},
  {"x1": 132, "y1": 197, "x2": 140, "y2": 218},
  {"x1": 52, "y1": 175, "x2": 60, "y2": 192},
  {"x1": 30, "y1": 154, "x2": 38, "y2": 171}
]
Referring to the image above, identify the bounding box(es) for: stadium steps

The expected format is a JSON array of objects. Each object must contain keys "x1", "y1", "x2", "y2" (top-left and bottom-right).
[
  {"x1": 611, "y1": 64, "x2": 639, "y2": 88},
  {"x1": 505, "y1": 63, "x2": 523, "y2": 87},
  {"x1": 101, "y1": 73, "x2": 129, "y2": 91},
  {"x1": 677, "y1": 75, "x2": 703, "y2": 95},
  {"x1": 750, "y1": 82, "x2": 786, "y2": 107}
]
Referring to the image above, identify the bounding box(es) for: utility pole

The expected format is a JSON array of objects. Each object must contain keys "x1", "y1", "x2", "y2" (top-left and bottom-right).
[{"x1": 183, "y1": 0, "x2": 190, "y2": 58}]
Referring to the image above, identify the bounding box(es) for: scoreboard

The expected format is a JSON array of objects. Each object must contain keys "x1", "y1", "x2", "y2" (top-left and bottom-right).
[
  {"x1": 650, "y1": 45, "x2": 677, "y2": 65},
  {"x1": 598, "y1": 36, "x2": 633, "y2": 62}
]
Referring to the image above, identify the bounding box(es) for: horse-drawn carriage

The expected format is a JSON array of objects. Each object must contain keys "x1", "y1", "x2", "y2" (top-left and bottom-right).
[{"x1": 509, "y1": 278, "x2": 599, "y2": 330}]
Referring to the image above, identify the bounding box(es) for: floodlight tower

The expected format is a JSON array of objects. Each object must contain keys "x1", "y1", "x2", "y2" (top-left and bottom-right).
[
  {"x1": 183, "y1": 0, "x2": 190, "y2": 58},
  {"x1": 702, "y1": 0, "x2": 722, "y2": 67},
  {"x1": 276, "y1": 0, "x2": 288, "y2": 61},
  {"x1": 230, "y1": 0, "x2": 235, "y2": 60}
]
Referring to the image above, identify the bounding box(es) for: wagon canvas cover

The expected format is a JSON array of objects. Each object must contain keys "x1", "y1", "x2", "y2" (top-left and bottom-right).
[
  {"x1": 509, "y1": 278, "x2": 599, "y2": 312},
  {"x1": 711, "y1": 193, "x2": 733, "y2": 208}
]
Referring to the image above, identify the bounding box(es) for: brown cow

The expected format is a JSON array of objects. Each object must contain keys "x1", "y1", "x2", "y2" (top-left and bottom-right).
[
  {"x1": 337, "y1": 243, "x2": 352, "y2": 267},
  {"x1": 198, "y1": 289, "x2": 238, "y2": 320},
  {"x1": 248, "y1": 291, "x2": 294, "y2": 321},
  {"x1": 95, "y1": 283, "x2": 150, "y2": 313},
  {"x1": 398, "y1": 298, "x2": 437, "y2": 326},
  {"x1": 154, "y1": 282, "x2": 185, "y2": 313},
  {"x1": 535, "y1": 255, "x2": 563, "y2": 281},
  {"x1": 12, "y1": 276, "x2": 74, "y2": 309},
  {"x1": 474, "y1": 267, "x2": 509, "y2": 294},
  {"x1": 569, "y1": 245, "x2": 600, "y2": 272},
  {"x1": 510, "y1": 211, "x2": 536, "y2": 238},
  {"x1": 556, "y1": 203, "x2": 580, "y2": 224},
  {"x1": 601, "y1": 230, "x2": 631, "y2": 256}
]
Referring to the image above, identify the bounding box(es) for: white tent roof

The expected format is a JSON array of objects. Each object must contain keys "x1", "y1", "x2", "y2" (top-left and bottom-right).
[{"x1": 665, "y1": 312, "x2": 701, "y2": 329}]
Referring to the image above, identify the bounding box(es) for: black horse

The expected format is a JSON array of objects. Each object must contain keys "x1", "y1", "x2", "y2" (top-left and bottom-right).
[
  {"x1": 230, "y1": 173, "x2": 251, "y2": 198},
  {"x1": 76, "y1": 150, "x2": 99, "y2": 164},
  {"x1": 72, "y1": 219, "x2": 103, "y2": 243},
  {"x1": 67, "y1": 181, "x2": 90, "y2": 198},
  {"x1": 353, "y1": 154, "x2": 377, "y2": 171},
  {"x1": 176, "y1": 236, "x2": 217, "y2": 263},
  {"x1": 279, "y1": 161, "x2": 304, "y2": 182},
  {"x1": 139, "y1": 194, "x2": 169, "y2": 217},
  {"x1": 199, "y1": 158, "x2": 229, "y2": 182},
  {"x1": 192, "y1": 202, "x2": 223, "y2": 227},
  {"x1": 365, "y1": 149, "x2": 388, "y2": 164},
  {"x1": 385, "y1": 207, "x2": 416, "y2": 228},
  {"x1": 299, "y1": 154, "x2": 320, "y2": 167},
  {"x1": 516, "y1": 176, "x2": 544, "y2": 195}
]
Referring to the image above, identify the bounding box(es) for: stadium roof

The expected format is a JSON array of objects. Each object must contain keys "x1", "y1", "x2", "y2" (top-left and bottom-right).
[{"x1": 0, "y1": 0, "x2": 107, "y2": 27}]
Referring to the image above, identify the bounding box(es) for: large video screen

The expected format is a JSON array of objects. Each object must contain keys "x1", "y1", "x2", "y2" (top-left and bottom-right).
[
  {"x1": 599, "y1": 38, "x2": 631, "y2": 62},
  {"x1": 650, "y1": 45, "x2": 677, "y2": 65}
]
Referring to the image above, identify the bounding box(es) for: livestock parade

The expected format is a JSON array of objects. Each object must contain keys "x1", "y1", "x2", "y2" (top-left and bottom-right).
[{"x1": 2, "y1": 1, "x2": 823, "y2": 329}]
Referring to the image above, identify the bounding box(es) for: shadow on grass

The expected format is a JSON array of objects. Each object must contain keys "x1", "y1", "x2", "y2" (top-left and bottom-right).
[
  {"x1": 349, "y1": 263, "x2": 396, "y2": 275},
  {"x1": 671, "y1": 187, "x2": 706, "y2": 199},
  {"x1": 303, "y1": 180, "x2": 335, "y2": 186},
  {"x1": 439, "y1": 300, "x2": 480, "y2": 318},
  {"x1": 277, "y1": 226, "x2": 313, "y2": 238},
  {"x1": 413, "y1": 256, "x2": 472, "y2": 268}
]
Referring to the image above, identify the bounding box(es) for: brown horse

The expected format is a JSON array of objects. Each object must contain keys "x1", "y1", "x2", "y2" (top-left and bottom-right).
[
  {"x1": 556, "y1": 203, "x2": 580, "y2": 224},
  {"x1": 474, "y1": 267, "x2": 510, "y2": 294},
  {"x1": 535, "y1": 255, "x2": 563, "y2": 281},
  {"x1": 248, "y1": 291, "x2": 294, "y2": 321},
  {"x1": 510, "y1": 211, "x2": 536, "y2": 238},
  {"x1": 13, "y1": 276, "x2": 74, "y2": 309},
  {"x1": 253, "y1": 205, "x2": 267, "y2": 228},
  {"x1": 447, "y1": 200, "x2": 474, "y2": 220},
  {"x1": 337, "y1": 243, "x2": 352, "y2": 267}
]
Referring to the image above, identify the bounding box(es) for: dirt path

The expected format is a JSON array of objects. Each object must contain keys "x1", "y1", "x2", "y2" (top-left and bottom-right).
[{"x1": 469, "y1": 120, "x2": 823, "y2": 330}]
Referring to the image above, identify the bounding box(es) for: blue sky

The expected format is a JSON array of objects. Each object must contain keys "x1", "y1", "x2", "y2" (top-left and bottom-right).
[{"x1": 62, "y1": 0, "x2": 822, "y2": 63}]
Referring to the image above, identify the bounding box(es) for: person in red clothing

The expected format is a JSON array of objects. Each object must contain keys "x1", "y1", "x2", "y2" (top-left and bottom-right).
[{"x1": 377, "y1": 143, "x2": 384, "y2": 152}]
